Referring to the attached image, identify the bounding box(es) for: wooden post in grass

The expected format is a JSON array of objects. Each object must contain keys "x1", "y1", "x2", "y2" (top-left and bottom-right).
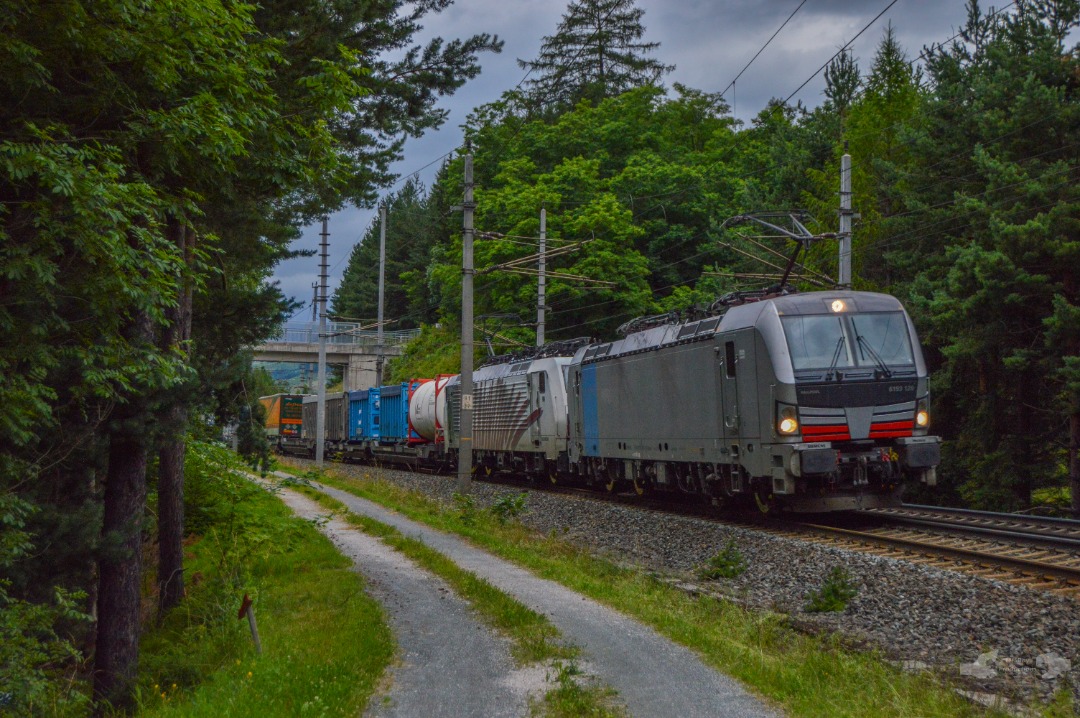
[{"x1": 238, "y1": 593, "x2": 262, "y2": 655}]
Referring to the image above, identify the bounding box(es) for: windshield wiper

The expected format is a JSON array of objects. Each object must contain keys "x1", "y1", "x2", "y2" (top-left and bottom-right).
[
  {"x1": 856, "y1": 334, "x2": 893, "y2": 379},
  {"x1": 826, "y1": 336, "x2": 846, "y2": 381}
]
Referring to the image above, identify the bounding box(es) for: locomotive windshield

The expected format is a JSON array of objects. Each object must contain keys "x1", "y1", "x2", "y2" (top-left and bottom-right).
[{"x1": 782, "y1": 312, "x2": 914, "y2": 372}]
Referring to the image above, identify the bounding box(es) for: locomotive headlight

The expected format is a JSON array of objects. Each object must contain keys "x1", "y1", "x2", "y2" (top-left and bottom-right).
[
  {"x1": 915, "y1": 397, "x2": 930, "y2": 428},
  {"x1": 777, "y1": 403, "x2": 799, "y2": 435},
  {"x1": 830, "y1": 299, "x2": 846, "y2": 313}
]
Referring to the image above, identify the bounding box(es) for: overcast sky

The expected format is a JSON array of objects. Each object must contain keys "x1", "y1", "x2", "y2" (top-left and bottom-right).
[{"x1": 272, "y1": 0, "x2": 976, "y2": 314}]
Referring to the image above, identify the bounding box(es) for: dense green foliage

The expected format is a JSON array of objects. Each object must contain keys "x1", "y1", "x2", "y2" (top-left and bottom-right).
[
  {"x1": 899, "y1": 1, "x2": 1080, "y2": 511},
  {"x1": 3, "y1": 0, "x2": 1078, "y2": 708},
  {"x1": 337, "y1": 0, "x2": 1079, "y2": 515},
  {"x1": 1, "y1": 0, "x2": 499, "y2": 710},
  {"x1": 137, "y1": 443, "x2": 394, "y2": 716}
]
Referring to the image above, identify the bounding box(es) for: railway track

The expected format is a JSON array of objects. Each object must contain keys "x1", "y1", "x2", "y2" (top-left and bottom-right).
[
  {"x1": 792, "y1": 505, "x2": 1080, "y2": 598},
  {"x1": 522, "y1": 482, "x2": 1080, "y2": 598},
  {"x1": 864, "y1": 503, "x2": 1080, "y2": 548}
]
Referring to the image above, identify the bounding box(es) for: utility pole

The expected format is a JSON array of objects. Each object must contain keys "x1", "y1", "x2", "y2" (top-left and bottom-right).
[
  {"x1": 300, "y1": 281, "x2": 318, "y2": 391},
  {"x1": 315, "y1": 219, "x2": 329, "y2": 468},
  {"x1": 536, "y1": 207, "x2": 546, "y2": 347},
  {"x1": 457, "y1": 142, "x2": 475, "y2": 492},
  {"x1": 376, "y1": 203, "x2": 387, "y2": 388},
  {"x1": 838, "y1": 147, "x2": 853, "y2": 288}
]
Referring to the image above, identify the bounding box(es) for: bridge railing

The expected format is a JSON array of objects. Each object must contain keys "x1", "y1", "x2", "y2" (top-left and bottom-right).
[{"x1": 268, "y1": 322, "x2": 421, "y2": 346}]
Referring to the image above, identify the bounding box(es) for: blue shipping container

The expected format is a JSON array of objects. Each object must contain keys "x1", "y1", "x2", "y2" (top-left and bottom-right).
[
  {"x1": 378, "y1": 381, "x2": 424, "y2": 443},
  {"x1": 348, "y1": 388, "x2": 380, "y2": 441}
]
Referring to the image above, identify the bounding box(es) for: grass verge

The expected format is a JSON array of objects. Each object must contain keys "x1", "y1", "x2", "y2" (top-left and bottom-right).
[
  {"x1": 134, "y1": 447, "x2": 394, "y2": 717},
  {"x1": 284, "y1": 462, "x2": 1023, "y2": 718}
]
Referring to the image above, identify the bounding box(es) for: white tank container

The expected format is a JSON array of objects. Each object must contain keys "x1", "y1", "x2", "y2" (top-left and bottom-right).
[{"x1": 409, "y1": 375, "x2": 452, "y2": 441}]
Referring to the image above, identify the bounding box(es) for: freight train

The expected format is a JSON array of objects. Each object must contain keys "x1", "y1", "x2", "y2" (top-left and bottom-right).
[{"x1": 265, "y1": 289, "x2": 940, "y2": 513}]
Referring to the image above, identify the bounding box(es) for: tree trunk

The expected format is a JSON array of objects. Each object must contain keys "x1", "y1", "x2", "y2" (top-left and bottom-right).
[
  {"x1": 1071, "y1": 412, "x2": 1080, "y2": 519},
  {"x1": 157, "y1": 409, "x2": 187, "y2": 612},
  {"x1": 94, "y1": 316, "x2": 153, "y2": 713},
  {"x1": 157, "y1": 222, "x2": 194, "y2": 614}
]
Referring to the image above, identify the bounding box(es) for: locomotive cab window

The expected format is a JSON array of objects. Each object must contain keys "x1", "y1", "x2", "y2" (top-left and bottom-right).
[
  {"x1": 725, "y1": 341, "x2": 736, "y2": 378},
  {"x1": 782, "y1": 312, "x2": 914, "y2": 372},
  {"x1": 850, "y1": 313, "x2": 914, "y2": 366},
  {"x1": 537, "y1": 372, "x2": 546, "y2": 393}
]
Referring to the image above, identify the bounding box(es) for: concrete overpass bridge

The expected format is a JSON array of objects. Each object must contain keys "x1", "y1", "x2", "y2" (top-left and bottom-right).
[{"x1": 253, "y1": 322, "x2": 420, "y2": 391}]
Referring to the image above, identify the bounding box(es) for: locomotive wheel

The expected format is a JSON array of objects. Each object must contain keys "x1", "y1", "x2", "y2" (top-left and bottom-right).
[
  {"x1": 632, "y1": 474, "x2": 650, "y2": 497},
  {"x1": 753, "y1": 487, "x2": 772, "y2": 515}
]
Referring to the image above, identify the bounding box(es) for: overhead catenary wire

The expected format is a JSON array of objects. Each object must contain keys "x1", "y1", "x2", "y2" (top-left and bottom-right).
[{"x1": 717, "y1": 0, "x2": 809, "y2": 104}]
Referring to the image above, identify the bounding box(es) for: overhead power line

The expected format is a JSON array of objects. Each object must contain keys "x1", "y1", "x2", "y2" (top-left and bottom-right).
[
  {"x1": 718, "y1": 0, "x2": 809, "y2": 101},
  {"x1": 783, "y1": 0, "x2": 902, "y2": 105}
]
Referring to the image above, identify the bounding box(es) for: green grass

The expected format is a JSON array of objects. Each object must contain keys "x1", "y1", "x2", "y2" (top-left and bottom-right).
[
  {"x1": 135, "y1": 464, "x2": 394, "y2": 717},
  {"x1": 531, "y1": 661, "x2": 626, "y2": 718},
  {"x1": 287, "y1": 462, "x2": 1023, "y2": 718}
]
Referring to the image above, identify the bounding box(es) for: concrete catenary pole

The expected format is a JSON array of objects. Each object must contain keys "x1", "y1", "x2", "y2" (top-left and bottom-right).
[
  {"x1": 376, "y1": 203, "x2": 387, "y2": 388},
  {"x1": 457, "y1": 142, "x2": 475, "y2": 493},
  {"x1": 839, "y1": 149, "x2": 853, "y2": 287},
  {"x1": 537, "y1": 207, "x2": 546, "y2": 347},
  {"x1": 315, "y1": 218, "x2": 330, "y2": 467}
]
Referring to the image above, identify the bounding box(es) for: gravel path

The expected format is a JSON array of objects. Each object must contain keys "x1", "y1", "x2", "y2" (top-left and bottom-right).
[
  {"x1": 291, "y1": 460, "x2": 1080, "y2": 711},
  {"x1": 272, "y1": 484, "x2": 541, "y2": 717},
  {"x1": 309, "y1": 479, "x2": 782, "y2": 718}
]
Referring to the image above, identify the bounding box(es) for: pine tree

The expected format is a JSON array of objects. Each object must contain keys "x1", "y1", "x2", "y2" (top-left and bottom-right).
[
  {"x1": 517, "y1": 0, "x2": 673, "y2": 112},
  {"x1": 823, "y1": 49, "x2": 861, "y2": 123},
  {"x1": 332, "y1": 178, "x2": 440, "y2": 329},
  {"x1": 897, "y1": 0, "x2": 1080, "y2": 512}
]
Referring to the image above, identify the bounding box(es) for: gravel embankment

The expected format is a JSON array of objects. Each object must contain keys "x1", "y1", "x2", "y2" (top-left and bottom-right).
[{"x1": 290, "y1": 459, "x2": 1080, "y2": 710}]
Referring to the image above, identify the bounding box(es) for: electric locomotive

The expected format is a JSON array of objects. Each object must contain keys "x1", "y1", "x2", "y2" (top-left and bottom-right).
[
  {"x1": 561, "y1": 290, "x2": 939, "y2": 512},
  {"x1": 273, "y1": 290, "x2": 940, "y2": 513}
]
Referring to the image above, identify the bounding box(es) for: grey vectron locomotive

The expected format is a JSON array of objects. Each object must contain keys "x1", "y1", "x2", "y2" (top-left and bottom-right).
[{"x1": 441, "y1": 289, "x2": 939, "y2": 513}]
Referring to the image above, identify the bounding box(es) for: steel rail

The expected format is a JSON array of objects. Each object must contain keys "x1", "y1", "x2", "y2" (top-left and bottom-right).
[
  {"x1": 799, "y1": 522, "x2": 1080, "y2": 586},
  {"x1": 865, "y1": 505, "x2": 1080, "y2": 549},
  {"x1": 882, "y1": 503, "x2": 1080, "y2": 529},
  {"x1": 880, "y1": 517, "x2": 1080, "y2": 550}
]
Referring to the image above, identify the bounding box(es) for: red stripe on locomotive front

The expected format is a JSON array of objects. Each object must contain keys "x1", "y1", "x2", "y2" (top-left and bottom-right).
[
  {"x1": 801, "y1": 425, "x2": 851, "y2": 441},
  {"x1": 869, "y1": 420, "x2": 914, "y2": 439}
]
